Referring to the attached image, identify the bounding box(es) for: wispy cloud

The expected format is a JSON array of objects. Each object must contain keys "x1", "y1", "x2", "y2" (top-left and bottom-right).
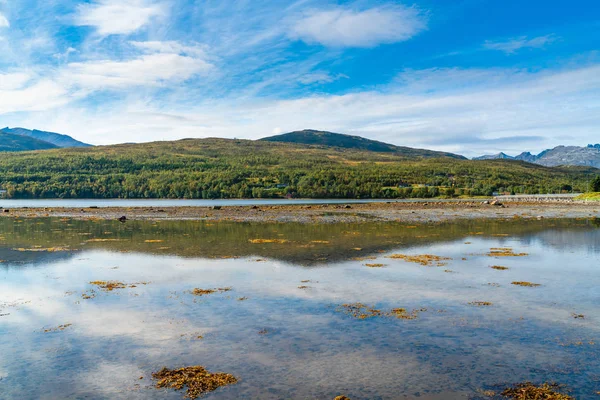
[
  {"x1": 74, "y1": 0, "x2": 166, "y2": 35},
  {"x1": 298, "y1": 72, "x2": 349, "y2": 85},
  {"x1": 290, "y1": 5, "x2": 427, "y2": 48},
  {"x1": 483, "y1": 34, "x2": 557, "y2": 54}
]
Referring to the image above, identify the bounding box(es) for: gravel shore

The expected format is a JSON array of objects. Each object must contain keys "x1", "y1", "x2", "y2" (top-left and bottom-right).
[{"x1": 1, "y1": 200, "x2": 598, "y2": 223}]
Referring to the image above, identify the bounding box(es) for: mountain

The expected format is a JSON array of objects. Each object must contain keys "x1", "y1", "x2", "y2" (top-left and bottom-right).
[
  {"x1": 514, "y1": 152, "x2": 538, "y2": 163},
  {"x1": 474, "y1": 144, "x2": 600, "y2": 168},
  {"x1": 0, "y1": 132, "x2": 59, "y2": 152},
  {"x1": 473, "y1": 152, "x2": 513, "y2": 160},
  {"x1": 0, "y1": 127, "x2": 91, "y2": 148},
  {"x1": 260, "y1": 129, "x2": 467, "y2": 160}
]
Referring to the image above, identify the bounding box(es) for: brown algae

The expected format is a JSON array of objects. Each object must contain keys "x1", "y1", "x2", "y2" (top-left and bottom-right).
[
  {"x1": 386, "y1": 254, "x2": 451, "y2": 267},
  {"x1": 152, "y1": 366, "x2": 237, "y2": 399},
  {"x1": 469, "y1": 301, "x2": 493, "y2": 306},
  {"x1": 498, "y1": 382, "x2": 573, "y2": 399},
  {"x1": 43, "y1": 324, "x2": 72, "y2": 333},
  {"x1": 337, "y1": 303, "x2": 382, "y2": 319},
  {"x1": 338, "y1": 303, "x2": 427, "y2": 320},
  {"x1": 248, "y1": 239, "x2": 288, "y2": 244},
  {"x1": 191, "y1": 287, "x2": 232, "y2": 296},
  {"x1": 511, "y1": 282, "x2": 541, "y2": 287},
  {"x1": 487, "y1": 248, "x2": 528, "y2": 257},
  {"x1": 364, "y1": 263, "x2": 386, "y2": 268},
  {"x1": 89, "y1": 281, "x2": 130, "y2": 291},
  {"x1": 13, "y1": 247, "x2": 71, "y2": 252},
  {"x1": 389, "y1": 308, "x2": 426, "y2": 320}
]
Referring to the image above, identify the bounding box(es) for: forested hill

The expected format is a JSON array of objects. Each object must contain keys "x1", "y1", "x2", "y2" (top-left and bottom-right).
[
  {"x1": 0, "y1": 132, "x2": 59, "y2": 152},
  {"x1": 0, "y1": 138, "x2": 595, "y2": 199},
  {"x1": 260, "y1": 130, "x2": 466, "y2": 159}
]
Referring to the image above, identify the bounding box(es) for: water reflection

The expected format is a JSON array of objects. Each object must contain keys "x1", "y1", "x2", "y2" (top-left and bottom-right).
[
  {"x1": 1, "y1": 218, "x2": 599, "y2": 268},
  {"x1": 0, "y1": 218, "x2": 599, "y2": 399}
]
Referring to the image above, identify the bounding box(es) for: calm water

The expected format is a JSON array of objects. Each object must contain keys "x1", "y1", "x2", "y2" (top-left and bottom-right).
[{"x1": 0, "y1": 218, "x2": 599, "y2": 399}]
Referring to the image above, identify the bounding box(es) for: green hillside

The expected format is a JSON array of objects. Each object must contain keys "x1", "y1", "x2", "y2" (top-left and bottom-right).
[
  {"x1": 260, "y1": 129, "x2": 466, "y2": 159},
  {"x1": 0, "y1": 132, "x2": 59, "y2": 152},
  {"x1": 0, "y1": 138, "x2": 594, "y2": 199}
]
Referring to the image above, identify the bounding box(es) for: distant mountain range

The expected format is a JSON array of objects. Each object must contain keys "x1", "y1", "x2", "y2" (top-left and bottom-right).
[
  {"x1": 474, "y1": 144, "x2": 600, "y2": 168},
  {"x1": 260, "y1": 129, "x2": 467, "y2": 159},
  {"x1": 0, "y1": 127, "x2": 91, "y2": 152},
  {"x1": 0, "y1": 131, "x2": 59, "y2": 152}
]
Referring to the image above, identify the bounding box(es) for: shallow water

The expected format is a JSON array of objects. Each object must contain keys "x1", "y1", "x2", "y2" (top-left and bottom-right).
[{"x1": 0, "y1": 218, "x2": 599, "y2": 399}]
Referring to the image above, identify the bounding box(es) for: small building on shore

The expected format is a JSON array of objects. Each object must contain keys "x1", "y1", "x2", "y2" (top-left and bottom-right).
[{"x1": 0, "y1": 189, "x2": 6, "y2": 198}]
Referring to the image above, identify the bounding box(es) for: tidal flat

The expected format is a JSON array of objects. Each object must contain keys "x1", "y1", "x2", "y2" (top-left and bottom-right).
[
  {"x1": 1, "y1": 200, "x2": 599, "y2": 224},
  {"x1": 0, "y1": 218, "x2": 599, "y2": 399}
]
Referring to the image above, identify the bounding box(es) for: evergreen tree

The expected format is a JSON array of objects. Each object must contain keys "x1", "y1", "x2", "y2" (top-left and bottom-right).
[{"x1": 591, "y1": 176, "x2": 600, "y2": 192}]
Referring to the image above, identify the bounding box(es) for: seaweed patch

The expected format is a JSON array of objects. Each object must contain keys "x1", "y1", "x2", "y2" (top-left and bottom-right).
[
  {"x1": 386, "y1": 254, "x2": 451, "y2": 267},
  {"x1": 152, "y1": 366, "x2": 237, "y2": 399},
  {"x1": 337, "y1": 303, "x2": 382, "y2": 319},
  {"x1": 191, "y1": 287, "x2": 232, "y2": 296},
  {"x1": 487, "y1": 248, "x2": 528, "y2": 257},
  {"x1": 469, "y1": 301, "x2": 493, "y2": 307},
  {"x1": 388, "y1": 308, "x2": 427, "y2": 320},
  {"x1": 43, "y1": 324, "x2": 72, "y2": 333},
  {"x1": 248, "y1": 239, "x2": 288, "y2": 244},
  {"x1": 496, "y1": 382, "x2": 573, "y2": 399},
  {"x1": 13, "y1": 247, "x2": 72, "y2": 252},
  {"x1": 89, "y1": 281, "x2": 148, "y2": 291},
  {"x1": 511, "y1": 282, "x2": 541, "y2": 287}
]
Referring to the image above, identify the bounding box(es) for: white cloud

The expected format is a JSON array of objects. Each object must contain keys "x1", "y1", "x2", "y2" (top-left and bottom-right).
[
  {"x1": 63, "y1": 53, "x2": 212, "y2": 90},
  {"x1": 0, "y1": 80, "x2": 71, "y2": 114},
  {"x1": 290, "y1": 5, "x2": 427, "y2": 48},
  {"x1": 74, "y1": 0, "x2": 165, "y2": 35},
  {"x1": 0, "y1": 12, "x2": 8, "y2": 28},
  {"x1": 484, "y1": 34, "x2": 557, "y2": 54},
  {"x1": 0, "y1": 72, "x2": 31, "y2": 90}
]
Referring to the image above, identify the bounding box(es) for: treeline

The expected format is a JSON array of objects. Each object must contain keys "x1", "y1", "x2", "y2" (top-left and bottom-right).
[{"x1": 0, "y1": 139, "x2": 595, "y2": 199}]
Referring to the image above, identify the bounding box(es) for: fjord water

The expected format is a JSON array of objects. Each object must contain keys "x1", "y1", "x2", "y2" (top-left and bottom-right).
[{"x1": 0, "y1": 218, "x2": 599, "y2": 399}]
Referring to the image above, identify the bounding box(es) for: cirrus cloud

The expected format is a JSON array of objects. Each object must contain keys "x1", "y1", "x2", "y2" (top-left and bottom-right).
[{"x1": 483, "y1": 34, "x2": 557, "y2": 54}]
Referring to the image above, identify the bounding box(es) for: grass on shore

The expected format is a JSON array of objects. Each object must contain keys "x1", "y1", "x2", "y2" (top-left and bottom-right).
[{"x1": 575, "y1": 192, "x2": 600, "y2": 201}]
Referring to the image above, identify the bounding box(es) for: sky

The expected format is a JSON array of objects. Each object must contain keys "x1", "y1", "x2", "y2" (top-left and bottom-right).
[{"x1": 0, "y1": 0, "x2": 598, "y2": 156}]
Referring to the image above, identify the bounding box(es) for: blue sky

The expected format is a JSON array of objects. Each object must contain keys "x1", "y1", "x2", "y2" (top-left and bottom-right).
[{"x1": 0, "y1": 0, "x2": 598, "y2": 156}]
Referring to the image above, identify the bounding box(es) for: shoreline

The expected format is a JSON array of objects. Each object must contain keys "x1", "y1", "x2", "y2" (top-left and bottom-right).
[{"x1": 1, "y1": 200, "x2": 598, "y2": 223}]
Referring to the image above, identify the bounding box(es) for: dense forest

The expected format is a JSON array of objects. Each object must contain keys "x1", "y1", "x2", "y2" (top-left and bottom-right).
[{"x1": 0, "y1": 138, "x2": 596, "y2": 199}]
